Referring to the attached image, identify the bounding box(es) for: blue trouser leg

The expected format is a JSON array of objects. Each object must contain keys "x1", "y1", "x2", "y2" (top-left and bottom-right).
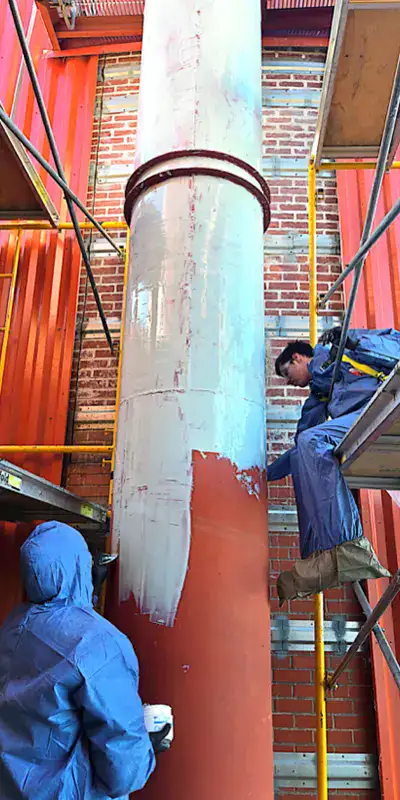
[
  {"x1": 291, "y1": 412, "x2": 363, "y2": 558},
  {"x1": 289, "y1": 446, "x2": 316, "y2": 557}
]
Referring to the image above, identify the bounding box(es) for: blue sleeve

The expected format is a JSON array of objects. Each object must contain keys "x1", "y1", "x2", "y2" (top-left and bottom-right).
[
  {"x1": 267, "y1": 385, "x2": 327, "y2": 482},
  {"x1": 295, "y1": 391, "x2": 327, "y2": 440},
  {"x1": 267, "y1": 449, "x2": 293, "y2": 481},
  {"x1": 76, "y1": 649, "x2": 156, "y2": 798}
]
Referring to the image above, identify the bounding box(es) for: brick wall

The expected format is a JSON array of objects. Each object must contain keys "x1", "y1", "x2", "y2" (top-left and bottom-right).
[
  {"x1": 262, "y1": 51, "x2": 379, "y2": 797},
  {"x1": 66, "y1": 49, "x2": 380, "y2": 797}
]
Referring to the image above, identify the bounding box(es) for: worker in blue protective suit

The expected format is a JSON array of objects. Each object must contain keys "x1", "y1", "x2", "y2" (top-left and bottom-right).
[
  {"x1": 268, "y1": 328, "x2": 392, "y2": 604},
  {"x1": 0, "y1": 521, "x2": 170, "y2": 800}
]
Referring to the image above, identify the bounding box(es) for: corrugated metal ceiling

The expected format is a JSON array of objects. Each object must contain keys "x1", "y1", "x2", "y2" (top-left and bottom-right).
[
  {"x1": 266, "y1": 0, "x2": 333, "y2": 7},
  {"x1": 53, "y1": 0, "x2": 333, "y2": 18},
  {"x1": 51, "y1": 0, "x2": 145, "y2": 15}
]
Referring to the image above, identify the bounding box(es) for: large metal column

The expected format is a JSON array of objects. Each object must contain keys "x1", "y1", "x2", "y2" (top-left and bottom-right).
[{"x1": 111, "y1": 0, "x2": 273, "y2": 797}]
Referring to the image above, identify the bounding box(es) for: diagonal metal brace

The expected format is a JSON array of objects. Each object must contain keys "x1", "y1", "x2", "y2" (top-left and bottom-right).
[
  {"x1": 326, "y1": 570, "x2": 400, "y2": 690},
  {"x1": 353, "y1": 581, "x2": 400, "y2": 692}
]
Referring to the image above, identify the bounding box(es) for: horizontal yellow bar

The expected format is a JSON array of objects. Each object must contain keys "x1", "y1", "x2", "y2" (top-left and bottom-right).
[
  {"x1": 318, "y1": 161, "x2": 400, "y2": 172},
  {"x1": 0, "y1": 274, "x2": 13, "y2": 278},
  {"x1": 0, "y1": 445, "x2": 113, "y2": 453},
  {"x1": 0, "y1": 221, "x2": 127, "y2": 231}
]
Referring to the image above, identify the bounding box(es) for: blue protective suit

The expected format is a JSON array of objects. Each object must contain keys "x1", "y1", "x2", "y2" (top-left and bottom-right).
[
  {"x1": 0, "y1": 521, "x2": 155, "y2": 800},
  {"x1": 268, "y1": 342, "x2": 384, "y2": 557}
]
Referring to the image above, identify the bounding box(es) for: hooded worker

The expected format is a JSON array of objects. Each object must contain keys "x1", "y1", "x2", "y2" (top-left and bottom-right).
[
  {"x1": 0, "y1": 521, "x2": 168, "y2": 799},
  {"x1": 268, "y1": 327, "x2": 397, "y2": 604}
]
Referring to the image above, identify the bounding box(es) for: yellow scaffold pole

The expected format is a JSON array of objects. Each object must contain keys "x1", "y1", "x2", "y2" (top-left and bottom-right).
[
  {"x1": 0, "y1": 229, "x2": 22, "y2": 395},
  {"x1": 309, "y1": 158, "x2": 328, "y2": 800}
]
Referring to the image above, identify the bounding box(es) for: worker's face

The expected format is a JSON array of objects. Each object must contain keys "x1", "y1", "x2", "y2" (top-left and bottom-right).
[{"x1": 279, "y1": 353, "x2": 311, "y2": 388}]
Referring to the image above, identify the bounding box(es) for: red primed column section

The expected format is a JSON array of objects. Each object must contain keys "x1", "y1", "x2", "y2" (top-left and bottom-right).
[{"x1": 112, "y1": 452, "x2": 273, "y2": 799}]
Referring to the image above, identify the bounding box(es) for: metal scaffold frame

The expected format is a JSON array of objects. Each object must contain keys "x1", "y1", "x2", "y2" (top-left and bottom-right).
[
  {"x1": 308, "y1": 0, "x2": 400, "y2": 796},
  {"x1": 0, "y1": 219, "x2": 129, "y2": 509},
  {"x1": 0, "y1": 0, "x2": 131, "y2": 525},
  {"x1": 1, "y1": 0, "x2": 128, "y2": 355}
]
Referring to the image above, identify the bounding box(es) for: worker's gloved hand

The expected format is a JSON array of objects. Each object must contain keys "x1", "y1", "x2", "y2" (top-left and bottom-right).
[
  {"x1": 319, "y1": 326, "x2": 358, "y2": 351},
  {"x1": 92, "y1": 552, "x2": 118, "y2": 603},
  {"x1": 149, "y1": 723, "x2": 172, "y2": 754}
]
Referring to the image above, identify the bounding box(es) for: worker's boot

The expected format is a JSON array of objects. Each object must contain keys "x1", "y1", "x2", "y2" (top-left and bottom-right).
[{"x1": 277, "y1": 534, "x2": 390, "y2": 606}]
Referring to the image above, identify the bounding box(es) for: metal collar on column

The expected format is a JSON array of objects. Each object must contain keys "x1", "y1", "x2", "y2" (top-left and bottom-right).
[{"x1": 124, "y1": 148, "x2": 271, "y2": 231}]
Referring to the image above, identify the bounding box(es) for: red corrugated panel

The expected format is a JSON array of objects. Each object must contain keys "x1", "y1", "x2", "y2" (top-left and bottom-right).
[
  {"x1": 0, "y1": 1, "x2": 98, "y2": 622},
  {"x1": 337, "y1": 166, "x2": 400, "y2": 800},
  {"x1": 0, "y1": 0, "x2": 98, "y2": 480}
]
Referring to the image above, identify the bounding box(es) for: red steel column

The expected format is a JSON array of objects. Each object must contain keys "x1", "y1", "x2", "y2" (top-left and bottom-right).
[{"x1": 110, "y1": 1, "x2": 273, "y2": 796}]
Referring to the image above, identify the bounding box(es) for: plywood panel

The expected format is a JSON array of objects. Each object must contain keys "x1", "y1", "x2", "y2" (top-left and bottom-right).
[
  {"x1": 0, "y1": 122, "x2": 58, "y2": 222},
  {"x1": 344, "y1": 443, "x2": 400, "y2": 479},
  {"x1": 325, "y1": 8, "x2": 400, "y2": 150}
]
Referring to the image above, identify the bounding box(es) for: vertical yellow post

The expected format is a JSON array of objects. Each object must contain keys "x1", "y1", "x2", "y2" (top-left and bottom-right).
[
  {"x1": 309, "y1": 160, "x2": 317, "y2": 349},
  {"x1": 108, "y1": 228, "x2": 130, "y2": 511},
  {"x1": 0, "y1": 228, "x2": 22, "y2": 395},
  {"x1": 309, "y1": 159, "x2": 328, "y2": 799},
  {"x1": 314, "y1": 592, "x2": 328, "y2": 799},
  {"x1": 99, "y1": 230, "x2": 130, "y2": 615}
]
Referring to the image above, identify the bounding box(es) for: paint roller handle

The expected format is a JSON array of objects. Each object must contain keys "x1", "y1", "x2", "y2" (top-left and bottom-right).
[{"x1": 149, "y1": 724, "x2": 172, "y2": 754}]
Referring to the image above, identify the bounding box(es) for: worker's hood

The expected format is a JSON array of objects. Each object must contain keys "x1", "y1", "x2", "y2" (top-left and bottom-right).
[{"x1": 20, "y1": 521, "x2": 93, "y2": 606}]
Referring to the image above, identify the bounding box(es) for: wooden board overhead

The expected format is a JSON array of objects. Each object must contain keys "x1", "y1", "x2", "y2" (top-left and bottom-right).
[
  {"x1": 312, "y1": 0, "x2": 400, "y2": 165},
  {"x1": 0, "y1": 118, "x2": 59, "y2": 224}
]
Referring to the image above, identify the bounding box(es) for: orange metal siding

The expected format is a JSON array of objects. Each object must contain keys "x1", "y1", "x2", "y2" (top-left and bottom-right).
[
  {"x1": 0, "y1": 0, "x2": 98, "y2": 622},
  {"x1": 0, "y1": 0, "x2": 98, "y2": 483},
  {"x1": 337, "y1": 167, "x2": 400, "y2": 800}
]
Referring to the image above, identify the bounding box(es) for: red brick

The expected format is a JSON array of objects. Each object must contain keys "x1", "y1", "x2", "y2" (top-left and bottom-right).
[
  {"x1": 273, "y1": 713, "x2": 295, "y2": 728},
  {"x1": 275, "y1": 699, "x2": 313, "y2": 714},
  {"x1": 275, "y1": 669, "x2": 312, "y2": 684},
  {"x1": 274, "y1": 728, "x2": 314, "y2": 745},
  {"x1": 327, "y1": 729, "x2": 354, "y2": 747}
]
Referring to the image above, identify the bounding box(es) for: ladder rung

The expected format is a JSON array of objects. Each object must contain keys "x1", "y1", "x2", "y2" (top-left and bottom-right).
[{"x1": 0, "y1": 274, "x2": 13, "y2": 279}]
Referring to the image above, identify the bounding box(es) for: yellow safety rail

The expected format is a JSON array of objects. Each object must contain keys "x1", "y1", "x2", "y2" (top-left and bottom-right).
[
  {"x1": 308, "y1": 154, "x2": 400, "y2": 798},
  {"x1": 308, "y1": 160, "x2": 328, "y2": 800},
  {"x1": 107, "y1": 228, "x2": 130, "y2": 512},
  {"x1": 0, "y1": 228, "x2": 22, "y2": 395},
  {"x1": 0, "y1": 221, "x2": 123, "y2": 460}
]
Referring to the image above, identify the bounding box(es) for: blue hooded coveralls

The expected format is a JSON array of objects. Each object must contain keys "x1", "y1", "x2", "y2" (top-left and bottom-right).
[
  {"x1": 0, "y1": 521, "x2": 155, "y2": 799},
  {"x1": 267, "y1": 342, "x2": 383, "y2": 559}
]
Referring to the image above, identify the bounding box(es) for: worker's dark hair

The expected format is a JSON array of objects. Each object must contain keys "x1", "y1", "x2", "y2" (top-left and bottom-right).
[{"x1": 275, "y1": 340, "x2": 314, "y2": 376}]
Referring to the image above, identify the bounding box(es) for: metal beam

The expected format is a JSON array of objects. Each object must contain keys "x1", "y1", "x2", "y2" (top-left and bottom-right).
[
  {"x1": 54, "y1": 14, "x2": 143, "y2": 37},
  {"x1": 57, "y1": 27, "x2": 142, "y2": 39},
  {"x1": 274, "y1": 752, "x2": 378, "y2": 790},
  {"x1": 0, "y1": 107, "x2": 123, "y2": 256},
  {"x1": 0, "y1": 459, "x2": 107, "y2": 527},
  {"x1": 7, "y1": 0, "x2": 117, "y2": 354},
  {"x1": 46, "y1": 40, "x2": 142, "y2": 58}
]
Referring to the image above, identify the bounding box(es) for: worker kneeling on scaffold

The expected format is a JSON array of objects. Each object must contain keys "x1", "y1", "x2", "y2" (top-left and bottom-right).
[
  {"x1": 0, "y1": 521, "x2": 171, "y2": 799},
  {"x1": 268, "y1": 327, "x2": 400, "y2": 605}
]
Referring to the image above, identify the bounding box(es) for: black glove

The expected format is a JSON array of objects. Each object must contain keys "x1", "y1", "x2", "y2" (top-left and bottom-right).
[
  {"x1": 149, "y1": 723, "x2": 172, "y2": 754},
  {"x1": 318, "y1": 326, "x2": 358, "y2": 351},
  {"x1": 92, "y1": 552, "x2": 118, "y2": 601}
]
